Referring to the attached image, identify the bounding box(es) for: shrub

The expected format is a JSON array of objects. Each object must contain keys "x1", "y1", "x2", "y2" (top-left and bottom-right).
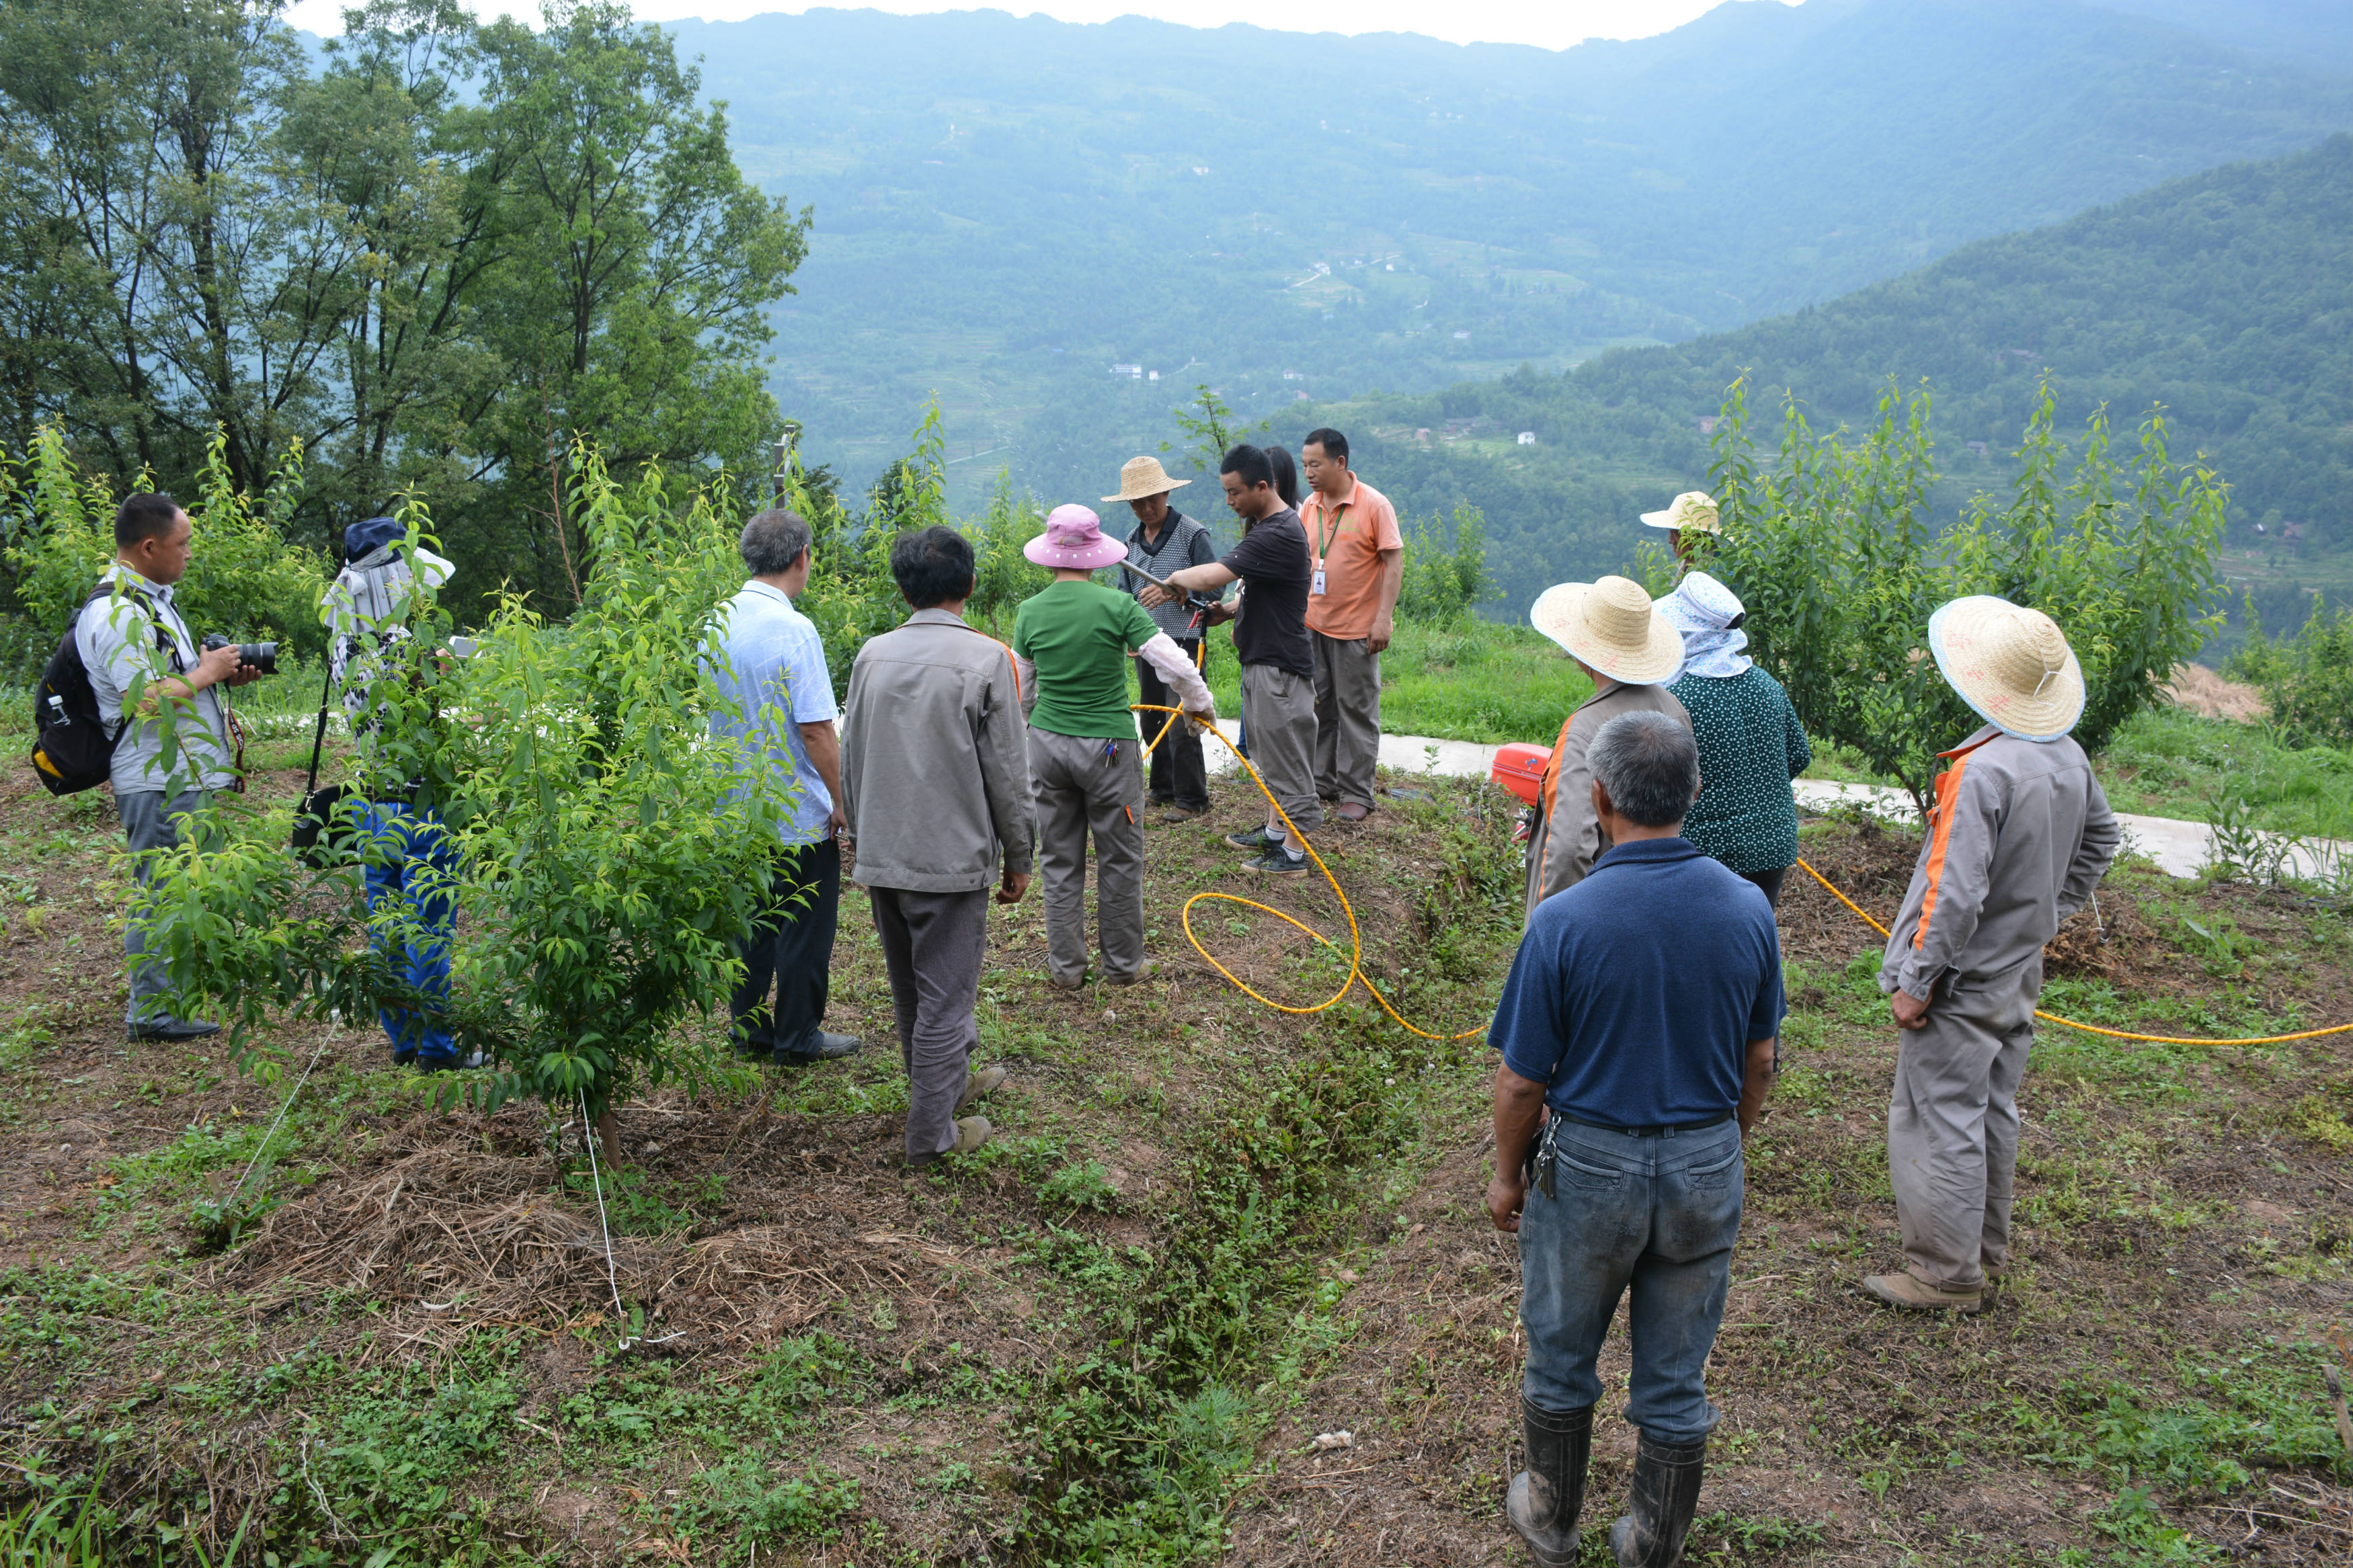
[
  {"x1": 2226, "y1": 593, "x2": 2353, "y2": 750},
  {"x1": 137, "y1": 443, "x2": 795, "y2": 1139},
  {"x1": 1, "y1": 424, "x2": 328, "y2": 681},
  {"x1": 1708, "y1": 375, "x2": 2224, "y2": 809},
  {"x1": 1396, "y1": 503, "x2": 1494, "y2": 626}
]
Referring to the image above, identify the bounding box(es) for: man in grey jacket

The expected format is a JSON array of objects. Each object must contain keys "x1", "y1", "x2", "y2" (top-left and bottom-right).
[
  {"x1": 1522, "y1": 575, "x2": 1691, "y2": 923},
  {"x1": 840, "y1": 526, "x2": 1036, "y2": 1165},
  {"x1": 1868, "y1": 597, "x2": 2121, "y2": 1313}
]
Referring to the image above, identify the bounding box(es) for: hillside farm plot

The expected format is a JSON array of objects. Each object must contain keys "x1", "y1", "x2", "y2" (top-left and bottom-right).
[{"x1": 2, "y1": 760, "x2": 2350, "y2": 1563}]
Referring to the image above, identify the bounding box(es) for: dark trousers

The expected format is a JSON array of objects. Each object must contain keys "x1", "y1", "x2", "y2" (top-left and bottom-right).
[
  {"x1": 1135, "y1": 638, "x2": 1207, "y2": 809},
  {"x1": 733, "y1": 836, "x2": 841, "y2": 1057},
  {"x1": 1740, "y1": 866, "x2": 1789, "y2": 908}
]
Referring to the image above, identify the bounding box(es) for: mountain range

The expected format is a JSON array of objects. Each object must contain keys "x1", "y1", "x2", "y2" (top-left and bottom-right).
[{"x1": 652, "y1": 0, "x2": 2353, "y2": 507}]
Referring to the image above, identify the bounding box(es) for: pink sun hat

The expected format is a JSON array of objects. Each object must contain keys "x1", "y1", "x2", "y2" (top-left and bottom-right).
[{"x1": 1025, "y1": 503, "x2": 1130, "y2": 570}]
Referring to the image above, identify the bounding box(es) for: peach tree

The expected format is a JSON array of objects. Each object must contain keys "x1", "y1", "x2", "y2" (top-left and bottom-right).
[{"x1": 141, "y1": 444, "x2": 796, "y2": 1151}]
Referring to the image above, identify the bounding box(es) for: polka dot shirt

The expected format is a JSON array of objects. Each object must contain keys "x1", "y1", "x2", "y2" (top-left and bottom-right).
[{"x1": 1668, "y1": 665, "x2": 1812, "y2": 875}]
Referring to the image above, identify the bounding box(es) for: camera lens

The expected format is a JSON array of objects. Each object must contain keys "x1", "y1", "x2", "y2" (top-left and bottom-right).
[{"x1": 240, "y1": 642, "x2": 279, "y2": 675}]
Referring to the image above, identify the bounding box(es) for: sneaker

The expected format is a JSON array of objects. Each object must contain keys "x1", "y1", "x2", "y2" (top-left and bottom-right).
[
  {"x1": 127, "y1": 1018, "x2": 221, "y2": 1042},
  {"x1": 1105, "y1": 958, "x2": 1158, "y2": 987},
  {"x1": 1860, "y1": 1271, "x2": 1986, "y2": 1314},
  {"x1": 1244, "y1": 847, "x2": 1311, "y2": 878},
  {"x1": 955, "y1": 1065, "x2": 1007, "y2": 1114},
  {"x1": 1224, "y1": 825, "x2": 1282, "y2": 852},
  {"x1": 1332, "y1": 801, "x2": 1372, "y2": 823},
  {"x1": 908, "y1": 1115, "x2": 994, "y2": 1167},
  {"x1": 1045, "y1": 974, "x2": 1086, "y2": 993},
  {"x1": 414, "y1": 1050, "x2": 489, "y2": 1073},
  {"x1": 1158, "y1": 804, "x2": 1208, "y2": 824},
  {"x1": 779, "y1": 1031, "x2": 863, "y2": 1065}
]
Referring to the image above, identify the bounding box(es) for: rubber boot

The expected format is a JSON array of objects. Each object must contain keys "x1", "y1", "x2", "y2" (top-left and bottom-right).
[
  {"x1": 1505, "y1": 1397, "x2": 1591, "y2": 1567},
  {"x1": 1609, "y1": 1432, "x2": 1707, "y2": 1566}
]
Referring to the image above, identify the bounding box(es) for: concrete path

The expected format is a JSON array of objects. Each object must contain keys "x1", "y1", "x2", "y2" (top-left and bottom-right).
[{"x1": 1197, "y1": 727, "x2": 2347, "y2": 883}]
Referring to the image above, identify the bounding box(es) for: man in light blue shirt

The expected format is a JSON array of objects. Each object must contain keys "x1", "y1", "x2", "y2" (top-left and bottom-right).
[
  {"x1": 708, "y1": 507, "x2": 860, "y2": 1065},
  {"x1": 77, "y1": 493, "x2": 259, "y2": 1040}
]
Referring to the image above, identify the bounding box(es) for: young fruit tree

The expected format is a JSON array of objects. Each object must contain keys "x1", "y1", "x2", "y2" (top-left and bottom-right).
[
  {"x1": 138, "y1": 444, "x2": 797, "y2": 1158},
  {"x1": 1706, "y1": 375, "x2": 2225, "y2": 810}
]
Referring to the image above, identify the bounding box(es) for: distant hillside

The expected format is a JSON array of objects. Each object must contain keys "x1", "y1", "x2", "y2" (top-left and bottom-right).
[
  {"x1": 647, "y1": 1, "x2": 2353, "y2": 504},
  {"x1": 2094, "y1": 1, "x2": 2353, "y2": 72},
  {"x1": 1310, "y1": 132, "x2": 2353, "y2": 630}
]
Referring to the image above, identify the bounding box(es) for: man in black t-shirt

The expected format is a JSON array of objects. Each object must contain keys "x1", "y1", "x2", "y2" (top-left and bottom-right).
[{"x1": 1161, "y1": 444, "x2": 1319, "y2": 874}]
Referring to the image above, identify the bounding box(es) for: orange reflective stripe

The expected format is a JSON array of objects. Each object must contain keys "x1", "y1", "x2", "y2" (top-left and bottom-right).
[
  {"x1": 1538, "y1": 710, "x2": 1579, "y2": 819},
  {"x1": 1911, "y1": 737, "x2": 1995, "y2": 950}
]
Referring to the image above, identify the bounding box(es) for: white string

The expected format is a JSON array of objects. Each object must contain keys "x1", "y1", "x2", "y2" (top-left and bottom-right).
[
  {"x1": 224, "y1": 1034, "x2": 331, "y2": 1216},
  {"x1": 577, "y1": 1089, "x2": 682, "y2": 1351}
]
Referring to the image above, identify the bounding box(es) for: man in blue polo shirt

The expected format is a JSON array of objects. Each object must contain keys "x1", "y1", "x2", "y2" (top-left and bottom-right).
[
  {"x1": 1485, "y1": 710, "x2": 1782, "y2": 1568},
  {"x1": 709, "y1": 507, "x2": 861, "y2": 1067}
]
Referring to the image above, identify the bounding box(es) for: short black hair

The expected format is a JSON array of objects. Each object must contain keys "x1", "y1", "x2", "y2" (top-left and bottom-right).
[
  {"x1": 1267, "y1": 444, "x2": 1301, "y2": 507},
  {"x1": 1588, "y1": 711, "x2": 1700, "y2": 828},
  {"x1": 115, "y1": 493, "x2": 184, "y2": 548},
  {"x1": 1303, "y1": 427, "x2": 1350, "y2": 464},
  {"x1": 740, "y1": 507, "x2": 812, "y2": 575},
  {"x1": 1220, "y1": 444, "x2": 1273, "y2": 491},
  {"x1": 889, "y1": 525, "x2": 975, "y2": 610}
]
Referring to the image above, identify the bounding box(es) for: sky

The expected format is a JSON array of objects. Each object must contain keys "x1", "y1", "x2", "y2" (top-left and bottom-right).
[{"x1": 278, "y1": 1, "x2": 1794, "y2": 51}]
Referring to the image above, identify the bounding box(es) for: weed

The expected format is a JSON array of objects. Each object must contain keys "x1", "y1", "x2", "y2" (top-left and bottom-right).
[
  {"x1": 657, "y1": 1456, "x2": 859, "y2": 1551},
  {"x1": 1039, "y1": 1159, "x2": 1120, "y2": 1214}
]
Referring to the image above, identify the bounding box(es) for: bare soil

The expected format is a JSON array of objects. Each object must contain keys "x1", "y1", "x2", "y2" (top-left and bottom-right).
[{"x1": 2, "y1": 755, "x2": 2350, "y2": 1564}]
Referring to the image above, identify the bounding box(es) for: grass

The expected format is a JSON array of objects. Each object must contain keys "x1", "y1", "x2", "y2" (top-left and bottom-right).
[{"x1": 6, "y1": 655, "x2": 2353, "y2": 1563}]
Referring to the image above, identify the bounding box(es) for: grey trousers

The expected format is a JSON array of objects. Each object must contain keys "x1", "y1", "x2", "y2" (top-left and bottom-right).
[
  {"x1": 119, "y1": 788, "x2": 210, "y2": 1026},
  {"x1": 1311, "y1": 631, "x2": 1381, "y2": 809},
  {"x1": 1029, "y1": 729, "x2": 1146, "y2": 985},
  {"x1": 1240, "y1": 662, "x2": 1321, "y2": 832},
  {"x1": 869, "y1": 884, "x2": 988, "y2": 1159},
  {"x1": 1887, "y1": 958, "x2": 2038, "y2": 1290}
]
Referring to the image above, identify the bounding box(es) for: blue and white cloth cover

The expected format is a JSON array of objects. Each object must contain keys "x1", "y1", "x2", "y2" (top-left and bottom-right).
[{"x1": 1655, "y1": 571, "x2": 1751, "y2": 679}]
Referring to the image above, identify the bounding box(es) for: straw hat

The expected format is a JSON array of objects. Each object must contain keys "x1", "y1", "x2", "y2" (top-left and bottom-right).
[
  {"x1": 1103, "y1": 455, "x2": 1191, "y2": 504},
  {"x1": 1025, "y1": 504, "x2": 1131, "y2": 570},
  {"x1": 1926, "y1": 595, "x2": 2085, "y2": 741},
  {"x1": 1640, "y1": 491, "x2": 1720, "y2": 535},
  {"x1": 1529, "y1": 575, "x2": 1685, "y2": 686}
]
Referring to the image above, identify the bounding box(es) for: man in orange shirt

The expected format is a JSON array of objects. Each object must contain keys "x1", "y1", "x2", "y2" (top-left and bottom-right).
[{"x1": 1300, "y1": 428, "x2": 1404, "y2": 822}]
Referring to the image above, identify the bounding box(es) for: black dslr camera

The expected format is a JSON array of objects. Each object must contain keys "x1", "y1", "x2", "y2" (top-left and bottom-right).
[{"x1": 202, "y1": 633, "x2": 278, "y2": 675}]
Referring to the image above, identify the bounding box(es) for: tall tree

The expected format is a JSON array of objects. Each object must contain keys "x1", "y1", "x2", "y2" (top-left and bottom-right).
[{"x1": 0, "y1": 0, "x2": 808, "y2": 616}]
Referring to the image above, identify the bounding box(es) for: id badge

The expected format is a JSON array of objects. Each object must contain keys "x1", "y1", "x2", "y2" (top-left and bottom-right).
[{"x1": 1310, "y1": 569, "x2": 1327, "y2": 596}]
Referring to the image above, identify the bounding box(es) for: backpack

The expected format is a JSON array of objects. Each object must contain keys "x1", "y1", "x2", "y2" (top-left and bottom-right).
[{"x1": 29, "y1": 580, "x2": 175, "y2": 797}]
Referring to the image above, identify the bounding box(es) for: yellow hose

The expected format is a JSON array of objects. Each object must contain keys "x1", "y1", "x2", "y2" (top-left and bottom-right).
[
  {"x1": 1133, "y1": 704, "x2": 1484, "y2": 1042},
  {"x1": 1792, "y1": 857, "x2": 2353, "y2": 1046}
]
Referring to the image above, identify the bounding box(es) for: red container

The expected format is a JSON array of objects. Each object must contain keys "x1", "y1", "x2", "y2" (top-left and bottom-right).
[{"x1": 1490, "y1": 741, "x2": 1552, "y2": 806}]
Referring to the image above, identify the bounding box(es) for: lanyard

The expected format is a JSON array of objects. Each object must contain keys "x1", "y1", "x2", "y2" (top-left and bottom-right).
[{"x1": 1312, "y1": 496, "x2": 1349, "y2": 569}]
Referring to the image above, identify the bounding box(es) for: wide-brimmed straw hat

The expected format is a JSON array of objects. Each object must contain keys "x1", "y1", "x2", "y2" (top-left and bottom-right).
[
  {"x1": 1926, "y1": 595, "x2": 2085, "y2": 741},
  {"x1": 1529, "y1": 575, "x2": 1685, "y2": 686},
  {"x1": 1103, "y1": 455, "x2": 1191, "y2": 504},
  {"x1": 1640, "y1": 491, "x2": 1720, "y2": 535},
  {"x1": 1025, "y1": 504, "x2": 1130, "y2": 570}
]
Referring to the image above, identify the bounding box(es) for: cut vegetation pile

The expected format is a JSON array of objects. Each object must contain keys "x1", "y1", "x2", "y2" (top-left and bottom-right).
[{"x1": 2, "y1": 744, "x2": 2350, "y2": 1565}]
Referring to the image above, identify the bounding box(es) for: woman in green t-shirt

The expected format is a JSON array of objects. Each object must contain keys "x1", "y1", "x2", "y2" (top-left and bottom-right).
[
  {"x1": 1013, "y1": 506, "x2": 1217, "y2": 989},
  {"x1": 1657, "y1": 571, "x2": 1813, "y2": 907}
]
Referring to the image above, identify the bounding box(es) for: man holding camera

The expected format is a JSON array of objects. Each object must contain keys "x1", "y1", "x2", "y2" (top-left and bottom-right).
[{"x1": 78, "y1": 493, "x2": 261, "y2": 1041}]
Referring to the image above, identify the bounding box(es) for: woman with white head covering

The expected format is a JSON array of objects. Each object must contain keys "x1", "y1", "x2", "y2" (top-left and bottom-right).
[{"x1": 1657, "y1": 571, "x2": 1812, "y2": 907}]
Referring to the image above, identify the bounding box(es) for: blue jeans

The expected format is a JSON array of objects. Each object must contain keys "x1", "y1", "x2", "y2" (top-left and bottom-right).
[
  {"x1": 1519, "y1": 1117, "x2": 1744, "y2": 1441},
  {"x1": 360, "y1": 802, "x2": 458, "y2": 1063}
]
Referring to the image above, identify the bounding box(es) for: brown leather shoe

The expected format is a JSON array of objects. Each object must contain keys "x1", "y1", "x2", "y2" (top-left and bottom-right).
[
  {"x1": 1860, "y1": 1271, "x2": 1985, "y2": 1314},
  {"x1": 1333, "y1": 801, "x2": 1371, "y2": 823}
]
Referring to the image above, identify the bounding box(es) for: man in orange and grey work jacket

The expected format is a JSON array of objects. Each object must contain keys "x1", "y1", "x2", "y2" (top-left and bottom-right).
[
  {"x1": 1521, "y1": 575, "x2": 1690, "y2": 923},
  {"x1": 1867, "y1": 597, "x2": 2120, "y2": 1315}
]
